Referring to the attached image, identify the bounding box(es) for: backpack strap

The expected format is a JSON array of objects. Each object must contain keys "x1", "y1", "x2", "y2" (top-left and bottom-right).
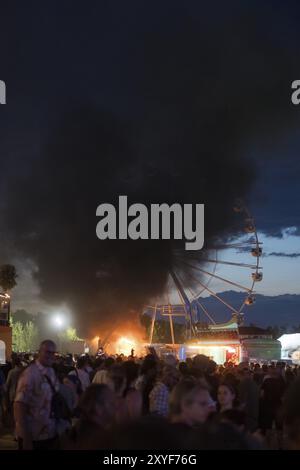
[{"x1": 43, "y1": 373, "x2": 56, "y2": 394}]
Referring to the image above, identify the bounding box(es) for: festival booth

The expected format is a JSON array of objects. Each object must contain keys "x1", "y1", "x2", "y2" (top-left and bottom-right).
[{"x1": 0, "y1": 293, "x2": 12, "y2": 363}]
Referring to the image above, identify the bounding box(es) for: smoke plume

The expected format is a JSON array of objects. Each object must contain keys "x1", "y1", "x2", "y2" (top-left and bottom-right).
[{"x1": 1, "y1": 3, "x2": 299, "y2": 335}]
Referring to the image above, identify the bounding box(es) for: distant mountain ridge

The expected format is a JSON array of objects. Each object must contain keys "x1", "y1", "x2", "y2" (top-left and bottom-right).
[{"x1": 194, "y1": 291, "x2": 300, "y2": 327}]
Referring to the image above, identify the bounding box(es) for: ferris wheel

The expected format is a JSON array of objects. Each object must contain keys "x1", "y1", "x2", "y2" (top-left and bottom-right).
[{"x1": 145, "y1": 200, "x2": 263, "y2": 344}]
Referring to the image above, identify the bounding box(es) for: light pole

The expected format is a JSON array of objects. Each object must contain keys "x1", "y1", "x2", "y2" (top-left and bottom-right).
[{"x1": 52, "y1": 314, "x2": 65, "y2": 353}]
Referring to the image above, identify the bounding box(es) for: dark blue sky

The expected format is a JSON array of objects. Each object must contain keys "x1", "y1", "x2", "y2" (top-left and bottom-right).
[{"x1": 2, "y1": 1, "x2": 300, "y2": 230}]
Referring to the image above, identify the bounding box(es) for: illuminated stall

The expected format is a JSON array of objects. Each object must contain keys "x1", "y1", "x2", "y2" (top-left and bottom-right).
[
  {"x1": 180, "y1": 326, "x2": 241, "y2": 364},
  {"x1": 0, "y1": 293, "x2": 12, "y2": 363}
]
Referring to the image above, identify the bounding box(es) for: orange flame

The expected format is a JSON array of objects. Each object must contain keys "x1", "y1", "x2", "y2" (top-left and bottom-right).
[
  {"x1": 115, "y1": 336, "x2": 136, "y2": 355},
  {"x1": 106, "y1": 322, "x2": 146, "y2": 356}
]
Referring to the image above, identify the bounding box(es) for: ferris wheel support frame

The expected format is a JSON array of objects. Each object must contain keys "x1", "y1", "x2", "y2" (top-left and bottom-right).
[
  {"x1": 170, "y1": 270, "x2": 195, "y2": 339},
  {"x1": 145, "y1": 201, "x2": 262, "y2": 346}
]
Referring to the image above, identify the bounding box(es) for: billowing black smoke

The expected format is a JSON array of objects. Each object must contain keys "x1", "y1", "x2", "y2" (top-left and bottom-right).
[{"x1": 1, "y1": 2, "x2": 299, "y2": 335}]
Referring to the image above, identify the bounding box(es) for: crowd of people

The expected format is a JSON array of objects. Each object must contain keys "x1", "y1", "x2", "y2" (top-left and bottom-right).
[{"x1": 1, "y1": 339, "x2": 300, "y2": 450}]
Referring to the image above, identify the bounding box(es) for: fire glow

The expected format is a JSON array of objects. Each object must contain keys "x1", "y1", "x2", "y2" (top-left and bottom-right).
[
  {"x1": 100, "y1": 318, "x2": 147, "y2": 357},
  {"x1": 115, "y1": 336, "x2": 136, "y2": 356}
]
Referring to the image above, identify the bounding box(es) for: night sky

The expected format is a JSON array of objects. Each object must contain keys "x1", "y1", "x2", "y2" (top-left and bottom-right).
[{"x1": 1, "y1": 1, "x2": 300, "y2": 333}]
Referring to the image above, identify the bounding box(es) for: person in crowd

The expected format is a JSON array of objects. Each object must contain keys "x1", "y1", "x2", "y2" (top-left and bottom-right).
[
  {"x1": 122, "y1": 361, "x2": 142, "y2": 421},
  {"x1": 283, "y1": 377, "x2": 300, "y2": 449},
  {"x1": 237, "y1": 365, "x2": 260, "y2": 432},
  {"x1": 92, "y1": 356, "x2": 115, "y2": 385},
  {"x1": 205, "y1": 360, "x2": 219, "y2": 401},
  {"x1": 104, "y1": 363, "x2": 143, "y2": 425},
  {"x1": 62, "y1": 384, "x2": 115, "y2": 450},
  {"x1": 217, "y1": 383, "x2": 236, "y2": 413},
  {"x1": 4, "y1": 357, "x2": 23, "y2": 427},
  {"x1": 259, "y1": 366, "x2": 285, "y2": 434},
  {"x1": 135, "y1": 354, "x2": 158, "y2": 414},
  {"x1": 189, "y1": 354, "x2": 209, "y2": 379},
  {"x1": 123, "y1": 361, "x2": 139, "y2": 395},
  {"x1": 169, "y1": 379, "x2": 212, "y2": 429},
  {"x1": 14, "y1": 340, "x2": 62, "y2": 450},
  {"x1": 222, "y1": 370, "x2": 239, "y2": 390},
  {"x1": 21, "y1": 354, "x2": 31, "y2": 367},
  {"x1": 284, "y1": 367, "x2": 296, "y2": 388},
  {"x1": 56, "y1": 371, "x2": 77, "y2": 418},
  {"x1": 178, "y1": 361, "x2": 189, "y2": 378},
  {"x1": 106, "y1": 364, "x2": 128, "y2": 425},
  {"x1": 163, "y1": 354, "x2": 177, "y2": 368},
  {"x1": 84, "y1": 355, "x2": 94, "y2": 377},
  {"x1": 68, "y1": 355, "x2": 90, "y2": 393},
  {"x1": 149, "y1": 365, "x2": 180, "y2": 417},
  {"x1": 253, "y1": 369, "x2": 264, "y2": 387},
  {"x1": 220, "y1": 408, "x2": 246, "y2": 432}
]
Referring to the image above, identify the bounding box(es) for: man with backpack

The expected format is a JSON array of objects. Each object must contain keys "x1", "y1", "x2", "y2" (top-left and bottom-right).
[{"x1": 14, "y1": 340, "x2": 69, "y2": 450}]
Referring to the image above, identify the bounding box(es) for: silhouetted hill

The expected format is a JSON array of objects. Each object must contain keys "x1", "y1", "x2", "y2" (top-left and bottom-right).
[{"x1": 196, "y1": 291, "x2": 300, "y2": 327}]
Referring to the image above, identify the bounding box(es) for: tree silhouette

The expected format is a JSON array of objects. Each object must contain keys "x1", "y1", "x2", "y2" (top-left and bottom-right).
[{"x1": 0, "y1": 264, "x2": 17, "y2": 292}]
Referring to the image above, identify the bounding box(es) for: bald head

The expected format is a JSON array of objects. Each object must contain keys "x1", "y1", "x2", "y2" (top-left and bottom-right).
[{"x1": 38, "y1": 340, "x2": 57, "y2": 367}]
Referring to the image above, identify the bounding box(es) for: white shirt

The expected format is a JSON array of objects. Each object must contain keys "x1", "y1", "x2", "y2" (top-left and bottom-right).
[{"x1": 14, "y1": 361, "x2": 59, "y2": 441}]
